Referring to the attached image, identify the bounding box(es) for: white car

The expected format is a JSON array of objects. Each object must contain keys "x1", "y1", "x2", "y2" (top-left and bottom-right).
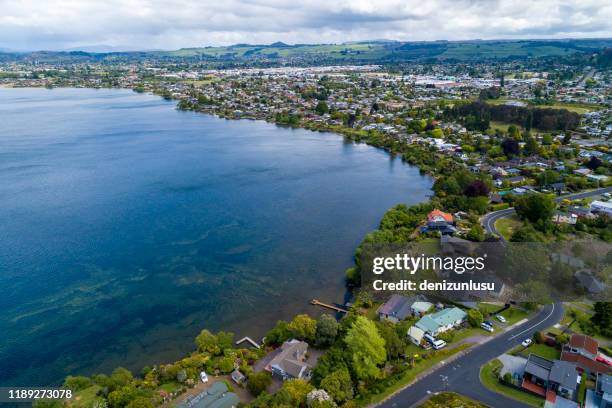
[
  {"x1": 496, "y1": 315, "x2": 506, "y2": 323},
  {"x1": 521, "y1": 338, "x2": 532, "y2": 347},
  {"x1": 432, "y1": 339, "x2": 447, "y2": 350},
  {"x1": 481, "y1": 322, "x2": 494, "y2": 332},
  {"x1": 200, "y1": 371, "x2": 209, "y2": 383}
]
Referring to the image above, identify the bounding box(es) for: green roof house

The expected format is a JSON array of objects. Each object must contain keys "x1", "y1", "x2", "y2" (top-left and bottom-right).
[{"x1": 415, "y1": 307, "x2": 467, "y2": 336}]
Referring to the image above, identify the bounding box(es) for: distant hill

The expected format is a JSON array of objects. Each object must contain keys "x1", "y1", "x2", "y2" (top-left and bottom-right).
[{"x1": 2, "y1": 38, "x2": 610, "y2": 65}]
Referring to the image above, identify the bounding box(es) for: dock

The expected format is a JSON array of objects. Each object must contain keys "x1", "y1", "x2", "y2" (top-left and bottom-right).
[
  {"x1": 310, "y1": 299, "x2": 349, "y2": 313},
  {"x1": 235, "y1": 336, "x2": 261, "y2": 349}
]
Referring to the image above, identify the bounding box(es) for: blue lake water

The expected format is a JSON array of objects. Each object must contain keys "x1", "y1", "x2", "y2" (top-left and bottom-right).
[{"x1": 0, "y1": 88, "x2": 432, "y2": 386}]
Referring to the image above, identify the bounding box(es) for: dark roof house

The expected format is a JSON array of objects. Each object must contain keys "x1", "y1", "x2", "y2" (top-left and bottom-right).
[
  {"x1": 265, "y1": 339, "x2": 310, "y2": 380},
  {"x1": 378, "y1": 295, "x2": 417, "y2": 323}
]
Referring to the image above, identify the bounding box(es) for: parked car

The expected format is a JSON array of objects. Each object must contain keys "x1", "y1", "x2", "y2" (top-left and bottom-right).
[
  {"x1": 496, "y1": 315, "x2": 506, "y2": 323},
  {"x1": 481, "y1": 322, "x2": 494, "y2": 332},
  {"x1": 521, "y1": 338, "x2": 532, "y2": 347},
  {"x1": 484, "y1": 320, "x2": 494, "y2": 326},
  {"x1": 432, "y1": 339, "x2": 447, "y2": 350},
  {"x1": 200, "y1": 371, "x2": 209, "y2": 383},
  {"x1": 424, "y1": 333, "x2": 436, "y2": 345}
]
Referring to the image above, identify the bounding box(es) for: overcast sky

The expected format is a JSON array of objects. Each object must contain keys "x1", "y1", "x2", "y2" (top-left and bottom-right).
[{"x1": 1, "y1": 0, "x2": 610, "y2": 51}]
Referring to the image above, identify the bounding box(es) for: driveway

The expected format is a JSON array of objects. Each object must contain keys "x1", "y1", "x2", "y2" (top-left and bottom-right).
[{"x1": 376, "y1": 302, "x2": 564, "y2": 408}]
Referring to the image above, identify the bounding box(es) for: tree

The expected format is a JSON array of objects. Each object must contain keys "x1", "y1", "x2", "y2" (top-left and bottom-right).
[
  {"x1": 63, "y1": 376, "x2": 92, "y2": 391},
  {"x1": 586, "y1": 156, "x2": 602, "y2": 170},
  {"x1": 107, "y1": 385, "x2": 140, "y2": 408},
  {"x1": 247, "y1": 372, "x2": 272, "y2": 397},
  {"x1": 191, "y1": 331, "x2": 231, "y2": 356},
  {"x1": 533, "y1": 331, "x2": 544, "y2": 344},
  {"x1": 467, "y1": 224, "x2": 485, "y2": 242},
  {"x1": 591, "y1": 302, "x2": 612, "y2": 336},
  {"x1": 276, "y1": 379, "x2": 314, "y2": 407},
  {"x1": 265, "y1": 320, "x2": 291, "y2": 345},
  {"x1": 320, "y1": 368, "x2": 354, "y2": 404},
  {"x1": 376, "y1": 322, "x2": 404, "y2": 360},
  {"x1": 288, "y1": 314, "x2": 317, "y2": 342},
  {"x1": 555, "y1": 333, "x2": 570, "y2": 345},
  {"x1": 431, "y1": 128, "x2": 444, "y2": 138},
  {"x1": 508, "y1": 125, "x2": 520, "y2": 140},
  {"x1": 315, "y1": 314, "x2": 339, "y2": 347},
  {"x1": 524, "y1": 137, "x2": 539, "y2": 155},
  {"x1": 514, "y1": 194, "x2": 555, "y2": 226},
  {"x1": 467, "y1": 309, "x2": 484, "y2": 327},
  {"x1": 109, "y1": 368, "x2": 133, "y2": 392},
  {"x1": 464, "y1": 180, "x2": 490, "y2": 197},
  {"x1": 126, "y1": 398, "x2": 153, "y2": 408},
  {"x1": 345, "y1": 316, "x2": 386, "y2": 380},
  {"x1": 501, "y1": 138, "x2": 520, "y2": 157},
  {"x1": 315, "y1": 101, "x2": 329, "y2": 115}
]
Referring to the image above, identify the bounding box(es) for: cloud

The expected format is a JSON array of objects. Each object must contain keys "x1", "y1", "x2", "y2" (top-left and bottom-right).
[{"x1": 0, "y1": 0, "x2": 610, "y2": 51}]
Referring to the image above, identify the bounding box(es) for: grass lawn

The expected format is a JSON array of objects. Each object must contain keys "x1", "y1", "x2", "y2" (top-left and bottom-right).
[
  {"x1": 451, "y1": 326, "x2": 493, "y2": 343},
  {"x1": 495, "y1": 215, "x2": 523, "y2": 241},
  {"x1": 478, "y1": 302, "x2": 503, "y2": 315},
  {"x1": 159, "y1": 382, "x2": 182, "y2": 393},
  {"x1": 560, "y1": 305, "x2": 610, "y2": 342},
  {"x1": 512, "y1": 343, "x2": 561, "y2": 360},
  {"x1": 418, "y1": 392, "x2": 489, "y2": 408},
  {"x1": 498, "y1": 308, "x2": 530, "y2": 326},
  {"x1": 480, "y1": 359, "x2": 544, "y2": 407},
  {"x1": 70, "y1": 385, "x2": 103, "y2": 408},
  {"x1": 489, "y1": 121, "x2": 515, "y2": 133},
  {"x1": 363, "y1": 343, "x2": 473, "y2": 406},
  {"x1": 485, "y1": 99, "x2": 600, "y2": 114}
]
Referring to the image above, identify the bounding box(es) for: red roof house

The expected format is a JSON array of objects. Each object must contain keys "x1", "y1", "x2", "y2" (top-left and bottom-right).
[{"x1": 427, "y1": 209, "x2": 454, "y2": 223}]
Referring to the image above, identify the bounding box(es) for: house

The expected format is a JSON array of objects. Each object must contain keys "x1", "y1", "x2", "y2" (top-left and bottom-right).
[
  {"x1": 574, "y1": 168, "x2": 593, "y2": 177},
  {"x1": 415, "y1": 307, "x2": 467, "y2": 336},
  {"x1": 575, "y1": 272, "x2": 606, "y2": 294},
  {"x1": 568, "y1": 206, "x2": 595, "y2": 219},
  {"x1": 522, "y1": 355, "x2": 579, "y2": 400},
  {"x1": 421, "y1": 209, "x2": 457, "y2": 235},
  {"x1": 378, "y1": 295, "x2": 416, "y2": 323},
  {"x1": 549, "y1": 183, "x2": 566, "y2": 194},
  {"x1": 552, "y1": 212, "x2": 578, "y2": 225},
  {"x1": 507, "y1": 176, "x2": 527, "y2": 185},
  {"x1": 407, "y1": 326, "x2": 425, "y2": 346},
  {"x1": 427, "y1": 209, "x2": 454, "y2": 223},
  {"x1": 266, "y1": 339, "x2": 311, "y2": 380},
  {"x1": 565, "y1": 334, "x2": 599, "y2": 360},
  {"x1": 489, "y1": 192, "x2": 504, "y2": 204},
  {"x1": 176, "y1": 382, "x2": 240, "y2": 408},
  {"x1": 410, "y1": 301, "x2": 434, "y2": 316},
  {"x1": 591, "y1": 201, "x2": 612, "y2": 216},
  {"x1": 586, "y1": 373, "x2": 612, "y2": 408},
  {"x1": 231, "y1": 369, "x2": 246, "y2": 385},
  {"x1": 561, "y1": 334, "x2": 612, "y2": 376}
]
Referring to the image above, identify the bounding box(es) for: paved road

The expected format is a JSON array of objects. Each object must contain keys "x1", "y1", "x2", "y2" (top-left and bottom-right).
[
  {"x1": 481, "y1": 186, "x2": 612, "y2": 238},
  {"x1": 378, "y1": 303, "x2": 564, "y2": 408}
]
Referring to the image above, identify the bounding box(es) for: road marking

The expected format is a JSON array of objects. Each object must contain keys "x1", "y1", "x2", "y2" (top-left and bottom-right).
[{"x1": 509, "y1": 303, "x2": 555, "y2": 340}]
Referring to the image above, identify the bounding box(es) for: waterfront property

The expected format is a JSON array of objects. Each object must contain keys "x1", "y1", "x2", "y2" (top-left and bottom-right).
[
  {"x1": 265, "y1": 339, "x2": 311, "y2": 381},
  {"x1": 378, "y1": 295, "x2": 419, "y2": 323},
  {"x1": 176, "y1": 382, "x2": 240, "y2": 408}
]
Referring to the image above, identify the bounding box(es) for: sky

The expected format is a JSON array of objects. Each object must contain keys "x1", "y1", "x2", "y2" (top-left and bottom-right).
[{"x1": 0, "y1": 0, "x2": 611, "y2": 51}]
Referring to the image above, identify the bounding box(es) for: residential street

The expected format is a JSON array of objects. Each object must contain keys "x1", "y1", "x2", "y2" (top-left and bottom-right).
[
  {"x1": 481, "y1": 186, "x2": 612, "y2": 238},
  {"x1": 377, "y1": 302, "x2": 564, "y2": 408}
]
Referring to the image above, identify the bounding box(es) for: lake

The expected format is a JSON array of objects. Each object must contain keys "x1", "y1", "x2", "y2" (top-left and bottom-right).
[{"x1": 0, "y1": 88, "x2": 432, "y2": 386}]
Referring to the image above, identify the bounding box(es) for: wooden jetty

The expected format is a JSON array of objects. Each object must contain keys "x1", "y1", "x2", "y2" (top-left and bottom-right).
[
  {"x1": 310, "y1": 299, "x2": 349, "y2": 313},
  {"x1": 235, "y1": 336, "x2": 261, "y2": 349}
]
